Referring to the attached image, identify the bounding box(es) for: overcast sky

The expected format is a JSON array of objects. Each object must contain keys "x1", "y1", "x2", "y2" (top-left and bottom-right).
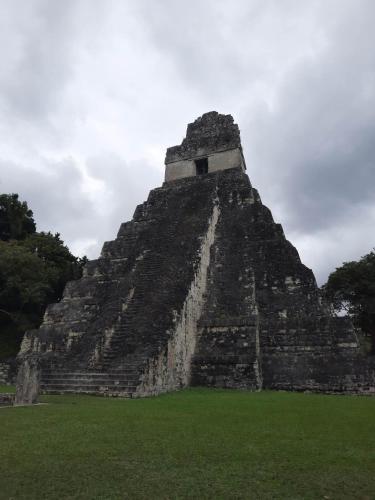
[{"x1": 0, "y1": 0, "x2": 374, "y2": 284}]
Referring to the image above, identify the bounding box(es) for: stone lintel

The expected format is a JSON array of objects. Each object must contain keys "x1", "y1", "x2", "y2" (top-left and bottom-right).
[{"x1": 164, "y1": 148, "x2": 246, "y2": 182}]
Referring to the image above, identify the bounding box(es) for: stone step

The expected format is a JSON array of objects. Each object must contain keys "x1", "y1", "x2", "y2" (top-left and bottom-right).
[
  {"x1": 42, "y1": 368, "x2": 139, "y2": 375},
  {"x1": 102, "y1": 345, "x2": 137, "y2": 359},
  {"x1": 106, "y1": 339, "x2": 135, "y2": 346},
  {"x1": 103, "y1": 339, "x2": 128, "y2": 345},
  {"x1": 40, "y1": 383, "x2": 137, "y2": 392},
  {"x1": 42, "y1": 377, "x2": 128, "y2": 383},
  {"x1": 42, "y1": 374, "x2": 138, "y2": 381},
  {"x1": 41, "y1": 389, "x2": 135, "y2": 397},
  {"x1": 41, "y1": 377, "x2": 139, "y2": 386},
  {"x1": 42, "y1": 376, "x2": 138, "y2": 383},
  {"x1": 42, "y1": 376, "x2": 139, "y2": 384},
  {"x1": 42, "y1": 375, "x2": 138, "y2": 382},
  {"x1": 42, "y1": 370, "x2": 138, "y2": 377}
]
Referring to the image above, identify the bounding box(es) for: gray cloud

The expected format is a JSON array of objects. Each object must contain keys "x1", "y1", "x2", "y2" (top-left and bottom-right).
[
  {"x1": 0, "y1": 0, "x2": 374, "y2": 285},
  {"x1": 0, "y1": 1, "x2": 77, "y2": 122},
  {"x1": 0, "y1": 157, "x2": 96, "y2": 247},
  {"x1": 239, "y1": 1, "x2": 375, "y2": 281},
  {"x1": 0, "y1": 153, "x2": 161, "y2": 259}
]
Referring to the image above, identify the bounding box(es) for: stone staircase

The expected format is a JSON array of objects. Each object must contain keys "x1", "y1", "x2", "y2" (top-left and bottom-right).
[
  {"x1": 40, "y1": 367, "x2": 141, "y2": 397},
  {"x1": 100, "y1": 253, "x2": 166, "y2": 366}
]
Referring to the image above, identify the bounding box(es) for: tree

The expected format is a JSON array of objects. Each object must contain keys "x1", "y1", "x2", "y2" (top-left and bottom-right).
[
  {"x1": 0, "y1": 241, "x2": 52, "y2": 316},
  {"x1": 0, "y1": 193, "x2": 36, "y2": 241},
  {"x1": 0, "y1": 241, "x2": 53, "y2": 358},
  {"x1": 323, "y1": 250, "x2": 375, "y2": 355},
  {"x1": 0, "y1": 195, "x2": 86, "y2": 359},
  {"x1": 18, "y1": 232, "x2": 84, "y2": 300}
]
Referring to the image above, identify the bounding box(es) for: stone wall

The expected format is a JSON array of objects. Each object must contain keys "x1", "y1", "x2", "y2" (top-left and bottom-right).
[
  {"x1": 165, "y1": 148, "x2": 245, "y2": 182},
  {"x1": 0, "y1": 361, "x2": 16, "y2": 385},
  {"x1": 165, "y1": 111, "x2": 242, "y2": 163},
  {"x1": 164, "y1": 111, "x2": 246, "y2": 182}
]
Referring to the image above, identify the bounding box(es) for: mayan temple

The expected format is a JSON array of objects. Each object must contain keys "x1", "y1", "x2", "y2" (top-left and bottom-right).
[{"x1": 16, "y1": 111, "x2": 375, "y2": 402}]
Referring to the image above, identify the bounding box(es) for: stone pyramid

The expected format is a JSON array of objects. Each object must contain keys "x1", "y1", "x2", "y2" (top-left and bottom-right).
[{"x1": 16, "y1": 111, "x2": 374, "y2": 403}]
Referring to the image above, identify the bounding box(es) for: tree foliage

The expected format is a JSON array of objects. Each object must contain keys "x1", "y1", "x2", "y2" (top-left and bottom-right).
[
  {"x1": 323, "y1": 250, "x2": 375, "y2": 354},
  {"x1": 19, "y1": 232, "x2": 85, "y2": 299},
  {"x1": 0, "y1": 194, "x2": 86, "y2": 359},
  {"x1": 0, "y1": 193, "x2": 36, "y2": 241}
]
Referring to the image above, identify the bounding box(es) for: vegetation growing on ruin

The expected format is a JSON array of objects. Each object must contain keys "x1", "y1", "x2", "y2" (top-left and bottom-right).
[{"x1": 0, "y1": 389, "x2": 374, "y2": 499}]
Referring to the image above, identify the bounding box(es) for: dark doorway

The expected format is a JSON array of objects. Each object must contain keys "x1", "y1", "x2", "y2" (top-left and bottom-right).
[{"x1": 195, "y1": 157, "x2": 208, "y2": 175}]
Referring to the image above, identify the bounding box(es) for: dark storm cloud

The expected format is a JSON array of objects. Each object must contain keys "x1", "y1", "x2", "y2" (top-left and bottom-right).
[
  {"x1": 132, "y1": 0, "x2": 248, "y2": 100},
  {"x1": 0, "y1": 0, "x2": 374, "y2": 285},
  {"x1": 132, "y1": 0, "x2": 326, "y2": 102},
  {"x1": 242, "y1": 0, "x2": 375, "y2": 236}
]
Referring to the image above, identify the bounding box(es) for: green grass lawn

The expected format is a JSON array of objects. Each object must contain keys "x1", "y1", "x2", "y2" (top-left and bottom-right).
[
  {"x1": 0, "y1": 385, "x2": 15, "y2": 393},
  {"x1": 0, "y1": 389, "x2": 374, "y2": 499}
]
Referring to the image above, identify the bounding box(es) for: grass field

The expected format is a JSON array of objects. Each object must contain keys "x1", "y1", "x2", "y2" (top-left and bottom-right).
[
  {"x1": 0, "y1": 385, "x2": 15, "y2": 393},
  {"x1": 0, "y1": 388, "x2": 374, "y2": 499}
]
